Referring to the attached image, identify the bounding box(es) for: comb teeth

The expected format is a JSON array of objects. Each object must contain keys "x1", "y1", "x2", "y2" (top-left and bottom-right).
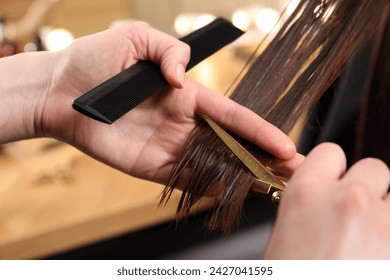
[
  {"x1": 89, "y1": 62, "x2": 166, "y2": 123},
  {"x1": 72, "y1": 18, "x2": 244, "y2": 124}
]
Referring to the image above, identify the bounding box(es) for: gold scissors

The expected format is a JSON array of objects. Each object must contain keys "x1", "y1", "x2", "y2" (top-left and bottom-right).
[{"x1": 202, "y1": 115, "x2": 285, "y2": 206}]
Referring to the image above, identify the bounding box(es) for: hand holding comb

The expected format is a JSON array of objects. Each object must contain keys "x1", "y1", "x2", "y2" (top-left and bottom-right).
[{"x1": 72, "y1": 18, "x2": 244, "y2": 124}]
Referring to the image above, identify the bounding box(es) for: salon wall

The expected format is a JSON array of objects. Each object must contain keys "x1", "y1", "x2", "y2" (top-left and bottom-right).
[
  {"x1": 1, "y1": 0, "x2": 290, "y2": 40},
  {"x1": 0, "y1": 0, "x2": 130, "y2": 41}
]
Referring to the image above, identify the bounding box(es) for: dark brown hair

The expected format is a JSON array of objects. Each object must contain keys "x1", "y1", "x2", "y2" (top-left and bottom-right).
[{"x1": 160, "y1": 0, "x2": 389, "y2": 233}]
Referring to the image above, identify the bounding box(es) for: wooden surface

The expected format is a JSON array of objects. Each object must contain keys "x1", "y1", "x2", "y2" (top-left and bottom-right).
[{"x1": 0, "y1": 139, "x2": 210, "y2": 259}]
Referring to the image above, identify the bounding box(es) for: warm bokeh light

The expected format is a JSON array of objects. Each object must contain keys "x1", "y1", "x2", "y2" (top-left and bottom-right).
[
  {"x1": 40, "y1": 27, "x2": 74, "y2": 52},
  {"x1": 194, "y1": 13, "x2": 216, "y2": 30},
  {"x1": 23, "y1": 42, "x2": 38, "y2": 52},
  {"x1": 255, "y1": 7, "x2": 280, "y2": 33},
  {"x1": 232, "y1": 9, "x2": 250, "y2": 31},
  {"x1": 174, "y1": 13, "x2": 196, "y2": 36},
  {"x1": 286, "y1": 0, "x2": 300, "y2": 16},
  {"x1": 175, "y1": 13, "x2": 216, "y2": 36}
]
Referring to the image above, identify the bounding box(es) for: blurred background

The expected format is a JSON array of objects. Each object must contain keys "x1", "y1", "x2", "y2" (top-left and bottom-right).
[{"x1": 0, "y1": 0, "x2": 298, "y2": 259}]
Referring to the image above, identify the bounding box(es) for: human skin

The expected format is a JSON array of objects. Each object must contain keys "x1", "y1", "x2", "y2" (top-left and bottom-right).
[
  {"x1": 264, "y1": 143, "x2": 390, "y2": 259},
  {"x1": 0, "y1": 22, "x2": 301, "y2": 184}
]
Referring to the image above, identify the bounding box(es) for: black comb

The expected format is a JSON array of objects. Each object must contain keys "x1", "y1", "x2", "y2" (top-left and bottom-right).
[{"x1": 72, "y1": 18, "x2": 244, "y2": 124}]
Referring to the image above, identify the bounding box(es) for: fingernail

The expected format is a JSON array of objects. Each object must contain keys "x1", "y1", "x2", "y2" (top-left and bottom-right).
[{"x1": 176, "y1": 64, "x2": 185, "y2": 88}]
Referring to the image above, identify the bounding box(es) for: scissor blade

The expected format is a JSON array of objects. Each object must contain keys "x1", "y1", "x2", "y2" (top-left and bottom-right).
[{"x1": 202, "y1": 115, "x2": 284, "y2": 187}]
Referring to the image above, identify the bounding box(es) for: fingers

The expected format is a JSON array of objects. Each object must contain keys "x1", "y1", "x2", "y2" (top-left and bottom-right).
[
  {"x1": 123, "y1": 23, "x2": 190, "y2": 89},
  {"x1": 194, "y1": 82, "x2": 296, "y2": 160},
  {"x1": 291, "y1": 143, "x2": 347, "y2": 180},
  {"x1": 270, "y1": 153, "x2": 305, "y2": 176},
  {"x1": 341, "y1": 158, "x2": 390, "y2": 198},
  {"x1": 159, "y1": 46, "x2": 189, "y2": 89},
  {"x1": 288, "y1": 144, "x2": 389, "y2": 205}
]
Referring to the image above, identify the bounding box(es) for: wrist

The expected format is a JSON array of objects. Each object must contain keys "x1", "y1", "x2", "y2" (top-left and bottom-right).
[{"x1": 0, "y1": 51, "x2": 55, "y2": 143}]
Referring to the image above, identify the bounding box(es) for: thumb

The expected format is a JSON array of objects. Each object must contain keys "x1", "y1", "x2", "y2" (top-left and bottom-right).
[
  {"x1": 158, "y1": 41, "x2": 190, "y2": 89},
  {"x1": 125, "y1": 23, "x2": 190, "y2": 89}
]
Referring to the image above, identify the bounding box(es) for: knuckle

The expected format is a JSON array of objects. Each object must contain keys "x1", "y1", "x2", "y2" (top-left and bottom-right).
[
  {"x1": 316, "y1": 142, "x2": 346, "y2": 162},
  {"x1": 131, "y1": 21, "x2": 150, "y2": 31},
  {"x1": 317, "y1": 142, "x2": 343, "y2": 153},
  {"x1": 288, "y1": 173, "x2": 322, "y2": 205},
  {"x1": 220, "y1": 104, "x2": 239, "y2": 125},
  {"x1": 180, "y1": 42, "x2": 191, "y2": 56},
  {"x1": 338, "y1": 181, "x2": 371, "y2": 216},
  {"x1": 362, "y1": 157, "x2": 389, "y2": 172}
]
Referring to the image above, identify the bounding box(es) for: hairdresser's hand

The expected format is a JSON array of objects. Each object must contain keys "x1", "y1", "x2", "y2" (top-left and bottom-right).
[
  {"x1": 264, "y1": 143, "x2": 390, "y2": 259},
  {"x1": 1, "y1": 23, "x2": 299, "y2": 184}
]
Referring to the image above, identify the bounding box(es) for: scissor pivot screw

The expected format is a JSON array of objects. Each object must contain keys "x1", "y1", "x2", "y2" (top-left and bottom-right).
[{"x1": 271, "y1": 191, "x2": 283, "y2": 205}]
